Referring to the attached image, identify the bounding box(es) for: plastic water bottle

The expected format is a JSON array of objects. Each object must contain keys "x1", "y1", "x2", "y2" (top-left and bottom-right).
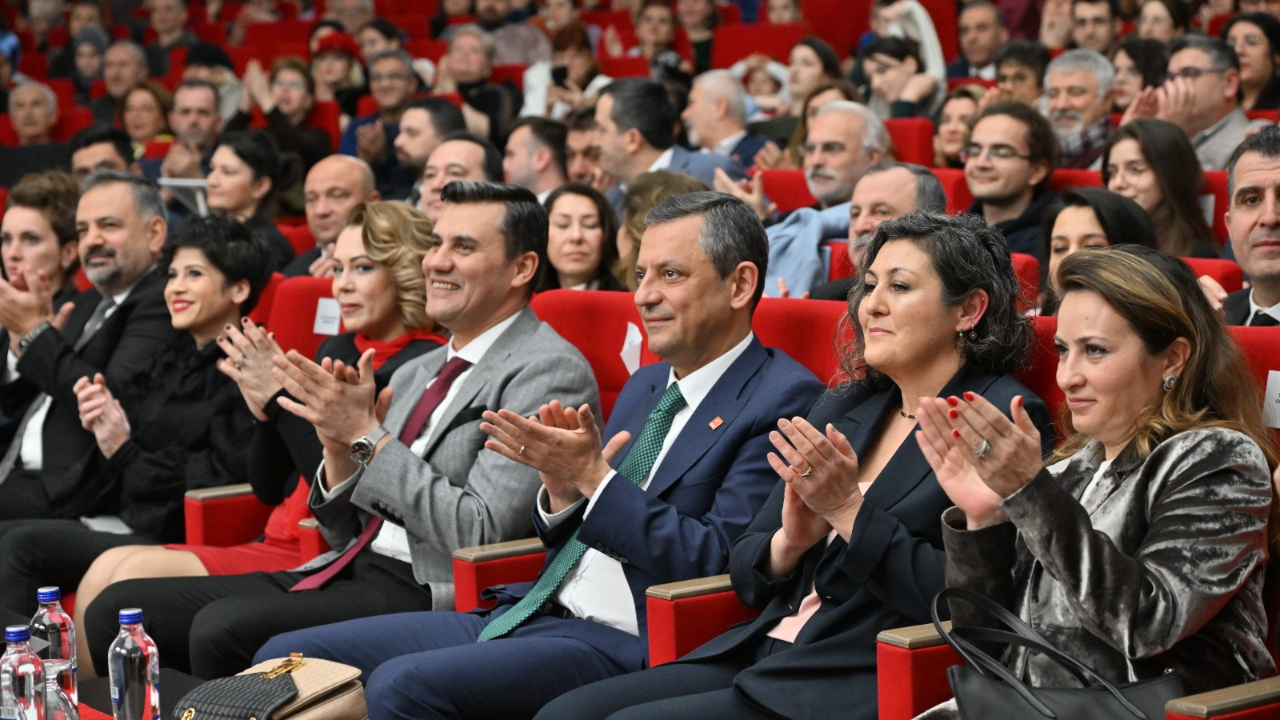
[
  {"x1": 0, "y1": 625, "x2": 45, "y2": 720},
  {"x1": 42, "y1": 675, "x2": 74, "y2": 720},
  {"x1": 29, "y1": 588, "x2": 75, "y2": 707},
  {"x1": 106, "y1": 610, "x2": 158, "y2": 720}
]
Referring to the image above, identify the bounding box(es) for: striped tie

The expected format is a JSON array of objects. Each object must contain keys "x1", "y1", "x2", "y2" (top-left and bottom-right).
[{"x1": 477, "y1": 383, "x2": 687, "y2": 641}]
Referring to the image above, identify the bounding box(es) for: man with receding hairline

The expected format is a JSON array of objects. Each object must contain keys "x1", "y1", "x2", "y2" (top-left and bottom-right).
[{"x1": 284, "y1": 155, "x2": 381, "y2": 278}]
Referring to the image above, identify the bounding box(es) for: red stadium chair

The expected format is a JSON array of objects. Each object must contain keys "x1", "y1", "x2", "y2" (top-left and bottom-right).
[
  {"x1": 598, "y1": 55, "x2": 651, "y2": 79},
  {"x1": 752, "y1": 297, "x2": 849, "y2": 386},
  {"x1": 529, "y1": 289, "x2": 655, "y2": 422},
  {"x1": 885, "y1": 117, "x2": 935, "y2": 167},
  {"x1": 142, "y1": 139, "x2": 175, "y2": 159},
  {"x1": 826, "y1": 240, "x2": 854, "y2": 282},
  {"x1": 1048, "y1": 168, "x2": 1103, "y2": 193},
  {"x1": 583, "y1": 9, "x2": 633, "y2": 31},
  {"x1": 45, "y1": 79, "x2": 76, "y2": 117},
  {"x1": 1202, "y1": 170, "x2": 1229, "y2": 246},
  {"x1": 266, "y1": 276, "x2": 340, "y2": 360},
  {"x1": 1246, "y1": 109, "x2": 1279, "y2": 123},
  {"x1": 405, "y1": 38, "x2": 449, "y2": 62},
  {"x1": 190, "y1": 21, "x2": 227, "y2": 45},
  {"x1": 719, "y1": 3, "x2": 741, "y2": 24},
  {"x1": 47, "y1": 26, "x2": 69, "y2": 48},
  {"x1": 947, "y1": 77, "x2": 996, "y2": 90},
  {"x1": 709, "y1": 22, "x2": 807, "y2": 68},
  {"x1": 1184, "y1": 257, "x2": 1243, "y2": 294},
  {"x1": 931, "y1": 168, "x2": 974, "y2": 215},
  {"x1": 183, "y1": 485, "x2": 276, "y2": 548},
  {"x1": 1018, "y1": 315, "x2": 1067, "y2": 444},
  {"x1": 356, "y1": 94, "x2": 379, "y2": 117},
  {"x1": 19, "y1": 51, "x2": 48, "y2": 80},
  {"x1": 1010, "y1": 252, "x2": 1040, "y2": 313},
  {"x1": 920, "y1": 0, "x2": 959, "y2": 66},
  {"x1": 277, "y1": 222, "x2": 316, "y2": 256},
  {"x1": 759, "y1": 168, "x2": 817, "y2": 213},
  {"x1": 247, "y1": 272, "x2": 285, "y2": 326},
  {"x1": 245, "y1": 19, "x2": 311, "y2": 47},
  {"x1": 490, "y1": 64, "x2": 528, "y2": 92},
  {"x1": 305, "y1": 100, "x2": 341, "y2": 154}
]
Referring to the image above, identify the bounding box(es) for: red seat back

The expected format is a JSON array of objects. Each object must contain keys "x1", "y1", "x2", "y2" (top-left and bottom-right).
[
  {"x1": 304, "y1": 100, "x2": 341, "y2": 154},
  {"x1": 885, "y1": 117, "x2": 935, "y2": 167},
  {"x1": 1011, "y1": 252, "x2": 1040, "y2": 312},
  {"x1": 0, "y1": 107, "x2": 94, "y2": 146},
  {"x1": 826, "y1": 240, "x2": 855, "y2": 282},
  {"x1": 931, "y1": 168, "x2": 974, "y2": 215},
  {"x1": 1016, "y1": 315, "x2": 1067, "y2": 444},
  {"x1": 710, "y1": 23, "x2": 807, "y2": 68},
  {"x1": 759, "y1": 168, "x2": 817, "y2": 213},
  {"x1": 1202, "y1": 170, "x2": 1229, "y2": 246},
  {"x1": 1048, "y1": 169, "x2": 1103, "y2": 193},
  {"x1": 530, "y1": 289, "x2": 654, "y2": 422},
  {"x1": 266, "y1": 276, "x2": 340, "y2": 360},
  {"x1": 490, "y1": 64, "x2": 528, "y2": 92},
  {"x1": 277, "y1": 222, "x2": 316, "y2": 256},
  {"x1": 1183, "y1": 257, "x2": 1243, "y2": 293},
  {"x1": 598, "y1": 55, "x2": 651, "y2": 79},
  {"x1": 248, "y1": 272, "x2": 285, "y2": 326},
  {"x1": 752, "y1": 297, "x2": 849, "y2": 386}
]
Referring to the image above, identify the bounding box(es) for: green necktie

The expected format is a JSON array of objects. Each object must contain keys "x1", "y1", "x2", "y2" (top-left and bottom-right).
[{"x1": 477, "y1": 383, "x2": 687, "y2": 641}]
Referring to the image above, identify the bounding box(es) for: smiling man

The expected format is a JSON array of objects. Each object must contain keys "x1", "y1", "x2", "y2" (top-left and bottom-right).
[
  {"x1": 0, "y1": 171, "x2": 178, "y2": 519},
  {"x1": 965, "y1": 102, "x2": 1060, "y2": 258},
  {"x1": 84, "y1": 181, "x2": 599, "y2": 680},
  {"x1": 1044, "y1": 49, "x2": 1114, "y2": 169},
  {"x1": 251, "y1": 191, "x2": 824, "y2": 720}
]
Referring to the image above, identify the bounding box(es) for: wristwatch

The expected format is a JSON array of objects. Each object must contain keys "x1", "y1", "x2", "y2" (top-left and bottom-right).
[
  {"x1": 17, "y1": 321, "x2": 52, "y2": 354},
  {"x1": 349, "y1": 425, "x2": 390, "y2": 467}
]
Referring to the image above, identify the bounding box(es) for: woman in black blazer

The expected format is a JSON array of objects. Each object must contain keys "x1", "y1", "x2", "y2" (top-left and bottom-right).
[{"x1": 537, "y1": 212, "x2": 1057, "y2": 720}]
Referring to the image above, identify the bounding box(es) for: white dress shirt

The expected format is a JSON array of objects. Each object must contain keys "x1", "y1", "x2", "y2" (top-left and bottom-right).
[
  {"x1": 710, "y1": 130, "x2": 747, "y2": 158},
  {"x1": 1247, "y1": 289, "x2": 1280, "y2": 325},
  {"x1": 321, "y1": 310, "x2": 522, "y2": 562},
  {"x1": 6, "y1": 282, "x2": 138, "y2": 472},
  {"x1": 537, "y1": 332, "x2": 755, "y2": 635}
]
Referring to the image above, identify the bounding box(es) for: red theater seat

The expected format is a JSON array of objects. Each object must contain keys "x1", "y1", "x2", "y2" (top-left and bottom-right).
[
  {"x1": 1202, "y1": 170, "x2": 1229, "y2": 246},
  {"x1": 759, "y1": 168, "x2": 817, "y2": 213},
  {"x1": 266, "y1": 276, "x2": 340, "y2": 360},
  {"x1": 931, "y1": 168, "x2": 973, "y2": 215},
  {"x1": 277, "y1": 222, "x2": 316, "y2": 256},
  {"x1": 710, "y1": 22, "x2": 807, "y2": 68},
  {"x1": 1184, "y1": 257, "x2": 1243, "y2": 294},
  {"x1": 885, "y1": 117, "x2": 935, "y2": 167},
  {"x1": 1048, "y1": 168, "x2": 1103, "y2": 193}
]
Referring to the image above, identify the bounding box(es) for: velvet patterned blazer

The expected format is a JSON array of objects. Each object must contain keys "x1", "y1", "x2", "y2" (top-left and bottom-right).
[{"x1": 944, "y1": 427, "x2": 1275, "y2": 695}]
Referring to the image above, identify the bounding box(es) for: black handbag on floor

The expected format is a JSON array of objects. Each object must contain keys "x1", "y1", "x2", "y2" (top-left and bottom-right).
[{"x1": 932, "y1": 587, "x2": 1185, "y2": 720}]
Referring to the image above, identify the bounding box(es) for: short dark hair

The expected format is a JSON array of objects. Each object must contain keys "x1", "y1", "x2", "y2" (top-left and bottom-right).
[
  {"x1": 1227, "y1": 125, "x2": 1280, "y2": 198},
  {"x1": 511, "y1": 117, "x2": 568, "y2": 179},
  {"x1": 6, "y1": 172, "x2": 81, "y2": 277},
  {"x1": 270, "y1": 57, "x2": 315, "y2": 96},
  {"x1": 645, "y1": 191, "x2": 770, "y2": 309},
  {"x1": 995, "y1": 40, "x2": 1051, "y2": 90},
  {"x1": 173, "y1": 77, "x2": 219, "y2": 107},
  {"x1": 600, "y1": 78, "x2": 676, "y2": 151},
  {"x1": 1116, "y1": 37, "x2": 1168, "y2": 90},
  {"x1": 845, "y1": 211, "x2": 1032, "y2": 386},
  {"x1": 1221, "y1": 12, "x2": 1280, "y2": 62},
  {"x1": 860, "y1": 36, "x2": 926, "y2": 73},
  {"x1": 1167, "y1": 34, "x2": 1239, "y2": 72},
  {"x1": 162, "y1": 215, "x2": 272, "y2": 315},
  {"x1": 438, "y1": 130, "x2": 503, "y2": 182},
  {"x1": 82, "y1": 170, "x2": 164, "y2": 223},
  {"x1": 440, "y1": 180, "x2": 547, "y2": 294},
  {"x1": 407, "y1": 97, "x2": 466, "y2": 136},
  {"x1": 69, "y1": 124, "x2": 133, "y2": 166},
  {"x1": 863, "y1": 162, "x2": 946, "y2": 212},
  {"x1": 794, "y1": 36, "x2": 842, "y2": 80},
  {"x1": 213, "y1": 130, "x2": 300, "y2": 219},
  {"x1": 568, "y1": 106, "x2": 597, "y2": 133},
  {"x1": 973, "y1": 101, "x2": 1059, "y2": 188},
  {"x1": 1071, "y1": 0, "x2": 1119, "y2": 19}
]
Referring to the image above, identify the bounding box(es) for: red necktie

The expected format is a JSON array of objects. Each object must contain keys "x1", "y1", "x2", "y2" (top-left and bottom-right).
[{"x1": 289, "y1": 355, "x2": 473, "y2": 592}]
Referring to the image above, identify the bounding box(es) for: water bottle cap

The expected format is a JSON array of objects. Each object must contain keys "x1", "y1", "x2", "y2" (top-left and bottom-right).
[
  {"x1": 118, "y1": 608, "x2": 143, "y2": 625},
  {"x1": 4, "y1": 625, "x2": 30, "y2": 642},
  {"x1": 36, "y1": 586, "x2": 60, "y2": 603}
]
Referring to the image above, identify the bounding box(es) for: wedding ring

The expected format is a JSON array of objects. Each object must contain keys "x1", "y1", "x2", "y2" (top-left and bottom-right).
[
  {"x1": 518, "y1": 445, "x2": 526, "y2": 456},
  {"x1": 234, "y1": 358, "x2": 245, "y2": 370},
  {"x1": 799, "y1": 465, "x2": 814, "y2": 477},
  {"x1": 974, "y1": 439, "x2": 991, "y2": 459}
]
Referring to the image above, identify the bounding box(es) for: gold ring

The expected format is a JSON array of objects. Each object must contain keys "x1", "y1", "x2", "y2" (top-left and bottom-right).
[
  {"x1": 518, "y1": 445, "x2": 526, "y2": 456},
  {"x1": 234, "y1": 358, "x2": 245, "y2": 370},
  {"x1": 799, "y1": 465, "x2": 813, "y2": 477}
]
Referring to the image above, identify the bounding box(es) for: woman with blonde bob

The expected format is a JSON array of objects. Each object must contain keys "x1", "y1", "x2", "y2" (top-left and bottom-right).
[
  {"x1": 69, "y1": 201, "x2": 446, "y2": 677},
  {"x1": 915, "y1": 248, "x2": 1277, "y2": 717}
]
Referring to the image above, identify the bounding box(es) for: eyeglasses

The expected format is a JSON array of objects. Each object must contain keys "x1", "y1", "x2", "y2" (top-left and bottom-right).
[
  {"x1": 1161, "y1": 66, "x2": 1228, "y2": 83},
  {"x1": 369, "y1": 72, "x2": 412, "y2": 83},
  {"x1": 271, "y1": 80, "x2": 308, "y2": 91},
  {"x1": 960, "y1": 143, "x2": 1032, "y2": 162}
]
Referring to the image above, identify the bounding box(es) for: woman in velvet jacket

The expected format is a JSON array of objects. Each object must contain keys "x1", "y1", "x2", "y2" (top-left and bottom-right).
[
  {"x1": 916, "y1": 247, "x2": 1277, "y2": 714},
  {"x1": 537, "y1": 212, "x2": 1056, "y2": 720}
]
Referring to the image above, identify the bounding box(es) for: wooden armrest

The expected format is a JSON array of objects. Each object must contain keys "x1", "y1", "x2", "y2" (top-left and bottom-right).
[
  {"x1": 298, "y1": 518, "x2": 319, "y2": 531},
  {"x1": 185, "y1": 483, "x2": 254, "y2": 501},
  {"x1": 876, "y1": 622, "x2": 951, "y2": 649},
  {"x1": 646, "y1": 574, "x2": 733, "y2": 601},
  {"x1": 1166, "y1": 676, "x2": 1280, "y2": 718},
  {"x1": 452, "y1": 537, "x2": 544, "y2": 563}
]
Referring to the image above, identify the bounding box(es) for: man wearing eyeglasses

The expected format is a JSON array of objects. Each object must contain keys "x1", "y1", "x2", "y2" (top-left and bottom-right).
[
  {"x1": 1070, "y1": 0, "x2": 1122, "y2": 58},
  {"x1": 1237, "y1": 0, "x2": 1280, "y2": 20},
  {"x1": 963, "y1": 102, "x2": 1060, "y2": 258},
  {"x1": 1124, "y1": 36, "x2": 1270, "y2": 170},
  {"x1": 339, "y1": 49, "x2": 421, "y2": 199}
]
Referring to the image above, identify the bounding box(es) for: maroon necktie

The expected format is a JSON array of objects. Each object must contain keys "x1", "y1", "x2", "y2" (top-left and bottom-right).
[{"x1": 289, "y1": 355, "x2": 473, "y2": 592}]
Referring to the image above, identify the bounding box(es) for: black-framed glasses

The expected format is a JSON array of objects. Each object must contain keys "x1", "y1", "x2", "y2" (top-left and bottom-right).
[
  {"x1": 1161, "y1": 66, "x2": 1229, "y2": 83},
  {"x1": 960, "y1": 143, "x2": 1032, "y2": 162}
]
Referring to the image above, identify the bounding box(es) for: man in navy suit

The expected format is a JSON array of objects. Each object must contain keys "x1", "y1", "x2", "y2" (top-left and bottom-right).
[
  {"x1": 253, "y1": 192, "x2": 825, "y2": 720},
  {"x1": 682, "y1": 71, "x2": 771, "y2": 171},
  {"x1": 597, "y1": 79, "x2": 749, "y2": 215}
]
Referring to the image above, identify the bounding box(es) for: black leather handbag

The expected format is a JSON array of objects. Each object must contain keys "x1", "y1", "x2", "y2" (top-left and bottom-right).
[
  {"x1": 932, "y1": 587, "x2": 1185, "y2": 720},
  {"x1": 172, "y1": 655, "x2": 300, "y2": 720}
]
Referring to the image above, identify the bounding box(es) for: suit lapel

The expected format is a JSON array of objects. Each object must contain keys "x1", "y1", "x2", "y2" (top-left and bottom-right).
[
  {"x1": 385, "y1": 349, "x2": 446, "y2": 438},
  {"x1": 60, "y1": 287, "x2": 104, "y2": 348},
  {"x1": 644, "y1": 340, "x2": 769, "y2": 497}
]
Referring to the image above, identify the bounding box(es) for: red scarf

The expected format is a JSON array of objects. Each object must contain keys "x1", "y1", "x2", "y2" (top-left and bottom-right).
[{"x1": 353, "y1": 329, "x2": 448, "y2": 370}]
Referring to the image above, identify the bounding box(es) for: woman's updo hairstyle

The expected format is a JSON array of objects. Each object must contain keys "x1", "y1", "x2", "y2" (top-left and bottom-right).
[{"x1": 843, "y1": 211, "x2": 1031, "y2": 388}]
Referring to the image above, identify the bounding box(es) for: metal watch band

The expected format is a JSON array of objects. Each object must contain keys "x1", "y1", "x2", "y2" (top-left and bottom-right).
[{"x1": 17, "y1": 321, "x2": 53, "y2": 354}]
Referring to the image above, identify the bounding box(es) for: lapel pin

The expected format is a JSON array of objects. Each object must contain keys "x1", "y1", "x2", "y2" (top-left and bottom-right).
[{"x1": 709, "y1": 416, "x2": 723, "y2": 430}]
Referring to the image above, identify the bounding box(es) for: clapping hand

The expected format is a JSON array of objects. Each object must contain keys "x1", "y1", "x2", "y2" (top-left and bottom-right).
[
  {"x1": 75, "y1": 373, "x2": 132, "y2": 459},
  {"x1": 216, "y1": 318, "x2": 285, "y2": 421},
  {"x1": 767, "y1": 416, "x2": 863, "y2": 540}
]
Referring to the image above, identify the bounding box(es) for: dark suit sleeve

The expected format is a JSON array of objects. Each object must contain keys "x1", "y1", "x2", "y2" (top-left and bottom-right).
[
  {"x1": 576, "y1": 368, "x2": 825, "y2": 584},
  {"x1": 15, "y1": 289, "x2": 176, "y2": 409},
  {"x1": 728, "y1": 479, "x2": 819, "y2": 608}
]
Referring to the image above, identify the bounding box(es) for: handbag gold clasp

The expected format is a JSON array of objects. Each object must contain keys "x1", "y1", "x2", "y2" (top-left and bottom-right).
[
  {"x1": 262, "y1": 653, "x2": 305, "y2": 679},
  {"x1": 182, "y1": 709, "x2": 195, "y2": 720}
]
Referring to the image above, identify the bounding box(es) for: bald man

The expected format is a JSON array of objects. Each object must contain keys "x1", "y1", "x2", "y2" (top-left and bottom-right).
[
  {"x1": 283, "y1": 155, "x2": 381, "y2": 278},
  {"x1": 681, "y1": 71, "x2": 770, "y2": 171}
]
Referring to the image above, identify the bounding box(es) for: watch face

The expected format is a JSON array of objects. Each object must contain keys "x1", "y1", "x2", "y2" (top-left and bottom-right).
[{"x1": 350, "y1": 438, "x2": 374, "y2": 465}]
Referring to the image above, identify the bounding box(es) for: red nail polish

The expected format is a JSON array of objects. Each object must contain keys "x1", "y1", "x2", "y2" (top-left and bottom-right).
[
  {"x1": 948, "y1": 409, "x2": 958, "y2": 419},
  {"x1": 963, "y1": 392, "x2": 976, "y2": 401},
  {"x1": 946, "y1": 396, "x2": 959, "y2": 407},
  {"x1": 952, "y1": 429, "x2": 961, "y2": 438}
]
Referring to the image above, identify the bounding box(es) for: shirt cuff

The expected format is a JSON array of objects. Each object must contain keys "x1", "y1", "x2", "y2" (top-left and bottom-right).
[
  {"x1": 316, "y1": 461, "x2": 361, "y2": 501},
  {"x1": 582, "y1": 469, "x2": 617, "y2": 518},
  {"x1": 5, "y1": 347, "x2": 19, "y2": 383},
  {"x1": 537, "y1": 485, "x2": 586, "y2": 528}
]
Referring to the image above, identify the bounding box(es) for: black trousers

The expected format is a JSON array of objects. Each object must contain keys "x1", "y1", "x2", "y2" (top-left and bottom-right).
[
  {"x1": 84, "y1": 551, "x2": 432, "y2": 679},
  {"x1": 533, "y1": 637, "x2": 791, "y2": 720},
  {"x1": 0, "y1": 519, "x2": 158, "y2": 615}
]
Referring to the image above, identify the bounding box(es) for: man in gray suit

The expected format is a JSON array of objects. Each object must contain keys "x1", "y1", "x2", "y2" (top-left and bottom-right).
[
  {"x1": 84, "y1": 181, "x2": 601, "y2": 680},
  {"x1": 597, "y1": 78, "x2": 748, "y2": 215}
]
